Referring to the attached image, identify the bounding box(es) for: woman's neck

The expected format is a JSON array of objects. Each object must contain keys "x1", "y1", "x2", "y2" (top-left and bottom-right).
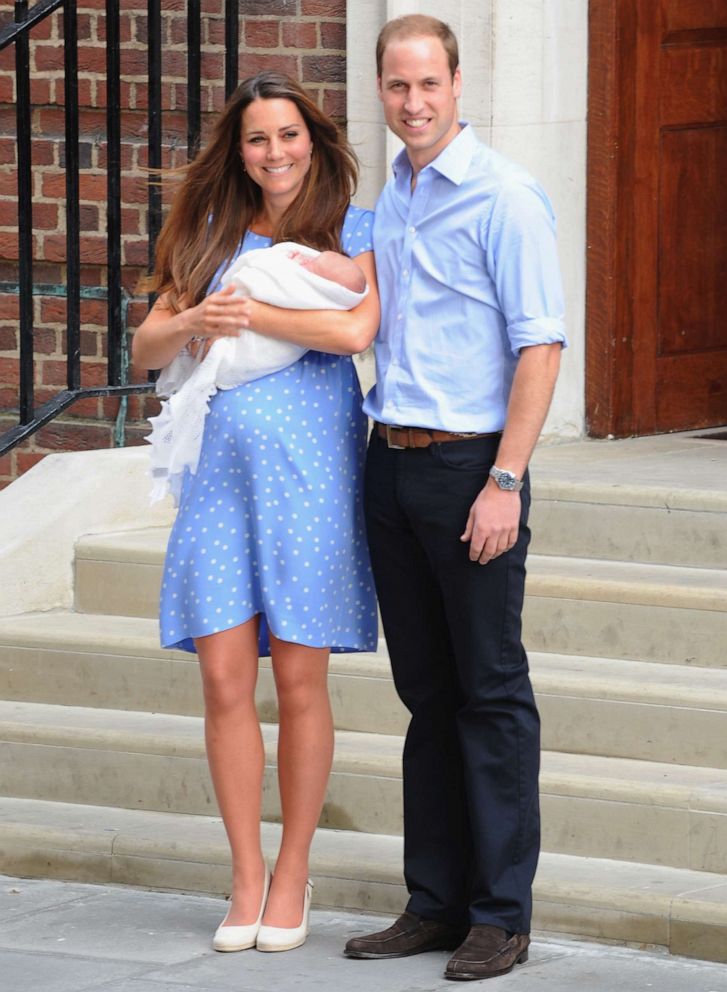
[{"x1": 250, "y1": 198, "x2": 289, "y2": 237}]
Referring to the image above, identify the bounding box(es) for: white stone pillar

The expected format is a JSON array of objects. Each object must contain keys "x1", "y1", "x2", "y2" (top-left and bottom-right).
[{"x1": 488, "y1": 0, "x2": 587, "y2": 439}]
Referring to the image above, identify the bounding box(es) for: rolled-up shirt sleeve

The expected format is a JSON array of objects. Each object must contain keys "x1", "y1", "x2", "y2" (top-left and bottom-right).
[{"x1": 484, "y1": 180, "x2": 568, "y2": 356}]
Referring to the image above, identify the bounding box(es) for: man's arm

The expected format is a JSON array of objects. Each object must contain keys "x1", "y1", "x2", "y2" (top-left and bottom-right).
[{"x1": 460, "y1": 341, "x2": 561, "y2": 563}]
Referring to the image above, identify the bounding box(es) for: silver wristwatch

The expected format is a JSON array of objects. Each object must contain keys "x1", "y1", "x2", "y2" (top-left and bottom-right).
[{"x1": 488, "y1": 465, "x2": 523, "y2": 492}]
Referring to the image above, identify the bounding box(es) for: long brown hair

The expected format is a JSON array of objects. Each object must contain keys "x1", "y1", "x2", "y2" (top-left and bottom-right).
[{"x1": 143, "y1": 73, "x2": 359, "y2": 311}]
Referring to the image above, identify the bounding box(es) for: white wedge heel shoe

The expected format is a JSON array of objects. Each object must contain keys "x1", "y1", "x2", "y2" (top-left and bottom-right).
[
  {"x1": 256, "y1": 879, "x2": 313, "y2": 952},
  {"x1": 212, "y1": 865, "x2": 271, "y2": 952}
]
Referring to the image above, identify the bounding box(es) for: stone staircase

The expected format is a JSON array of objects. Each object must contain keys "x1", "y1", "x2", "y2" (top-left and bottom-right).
[{"x1": 1, "y1": 435, "x2": 726, "y2": 963}]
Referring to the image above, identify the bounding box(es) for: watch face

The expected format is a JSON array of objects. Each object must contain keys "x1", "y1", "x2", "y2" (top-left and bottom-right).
[{"x1": 490, "y1": 466, "x2": 519, "y2": 490}]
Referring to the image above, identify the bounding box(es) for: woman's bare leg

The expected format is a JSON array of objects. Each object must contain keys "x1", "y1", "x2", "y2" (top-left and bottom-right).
[
  {"x1": 262, "y1": 635, "x2": 333, "y2": 927},
  {"x1": 195, "y1": 618, "x2": 267, "y2": 925}
]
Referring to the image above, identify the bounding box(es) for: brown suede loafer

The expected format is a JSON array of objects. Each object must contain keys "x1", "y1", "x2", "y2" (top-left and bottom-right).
[
  {"x1": 444, "y1": 925, "x2": 529, "y2": 980},
  {"x1": 344, "y1": 912, "x2": 468, "y2": 959}
]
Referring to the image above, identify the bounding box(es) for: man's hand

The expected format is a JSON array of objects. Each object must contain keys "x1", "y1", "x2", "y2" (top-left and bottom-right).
[{"x1": 460, "y1": 480, "x2": 520, "y2": 564}]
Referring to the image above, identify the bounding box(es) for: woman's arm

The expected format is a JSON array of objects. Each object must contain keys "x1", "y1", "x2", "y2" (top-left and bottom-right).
[
  {"x1": 240, "y1": 251, "x2": 380, "y2": 356},
  {"x1": 133, "y1": 251, "x2": 381, "y2": 368},
  {"x1": 131, "y1": 286, "x2": 252, "y2": 370}
]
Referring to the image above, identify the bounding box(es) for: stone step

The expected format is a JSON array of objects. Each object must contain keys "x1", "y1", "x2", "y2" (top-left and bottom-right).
[
  {"x1": 1, "y1": 700, "x2": 727, "y2": 872},
  {"x1": 529, "y1": 483, "x2": 727, "y2": 568},
  {"x1": 74, "y1": 530, "x2": 727, "y2": 668},
  {"x1": 0, "y1": 795, "x2": 725, "y2": 964},
  {"x1": 531, "y1": 651, "x2": 727, "y2": 768},
  {"x1": 0, "y1": 699, "x2": 402, "y2": 836},
  {"x1": 0, "y1": 611, "x2": 400, "y2": 734},
  {"x1": 74, "y1": 528, "x2": 169, "y2": 619},
  {"x1": 3, "y1": 612, "x2": 727, "y2": 768},
  {"x1": 528, "y1": 432, "x2": 727, "y2": 570},
  {"x1": 527, "y1": 555, "x2": 727, "y2": 612},
  {"x1": 523, "y1": 555, "x2": 727, "y2": 667}
]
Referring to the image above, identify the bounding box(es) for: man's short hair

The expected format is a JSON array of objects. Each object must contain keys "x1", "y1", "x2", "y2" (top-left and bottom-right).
[{"x1": 376, "y1": 15, "x2": 459, "y2": 78}]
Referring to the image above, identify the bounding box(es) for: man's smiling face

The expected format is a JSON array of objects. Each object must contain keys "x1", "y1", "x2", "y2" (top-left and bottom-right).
[{"x1": 377, "y1": 34, "x2": 462, "y2": 173}]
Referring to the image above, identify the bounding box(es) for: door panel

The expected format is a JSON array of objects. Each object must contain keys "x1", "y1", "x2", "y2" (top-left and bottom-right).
[
  {"x1": 586, "y1": 0, "x2": 727, "y2": 436},
  {"x1": 655, "y1": 354, "x2": 727, "y2": 429},
  {"x1": 658, "y1": 126, "x2": 727, "y2": 356},
  {"x1": 663, "y1": 0, "x2": 727, "y2": 33},
  {"x1": 660, "y1": 46, "x2": 727, "y2": 123}
]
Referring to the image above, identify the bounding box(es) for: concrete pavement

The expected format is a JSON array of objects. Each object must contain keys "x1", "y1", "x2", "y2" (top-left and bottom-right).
[{"x1": 1, "y1": 875, "x2": 726, "y2": 992}]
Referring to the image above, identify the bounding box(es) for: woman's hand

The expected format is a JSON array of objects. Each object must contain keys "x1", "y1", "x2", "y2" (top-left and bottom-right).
[
  {"x1": 132, "y1": 285, "x2": 254, "y2": 370},
  {"x1": 184, "y1": 285, "x2": 253, "y2": 344}
]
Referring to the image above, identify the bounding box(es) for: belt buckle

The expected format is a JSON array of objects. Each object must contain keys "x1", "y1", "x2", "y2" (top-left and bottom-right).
[{"x1": 385, "y1": 424, "x2": 406, "y2": 449}]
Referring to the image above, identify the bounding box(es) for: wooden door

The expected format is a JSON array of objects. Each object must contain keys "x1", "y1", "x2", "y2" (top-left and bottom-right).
[{"x1": 587, "y1": 0, "x2": 727, "y2": 437}]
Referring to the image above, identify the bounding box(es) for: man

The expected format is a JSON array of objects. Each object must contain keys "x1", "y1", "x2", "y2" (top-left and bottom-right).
[{"x1": 344, "y1": 15, "x2": 566, "y2": 982}]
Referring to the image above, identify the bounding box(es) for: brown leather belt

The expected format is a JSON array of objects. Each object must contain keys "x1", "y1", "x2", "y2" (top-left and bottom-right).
[{"x1": 376, "y1": 422, "x2": 501, "y2": 449}]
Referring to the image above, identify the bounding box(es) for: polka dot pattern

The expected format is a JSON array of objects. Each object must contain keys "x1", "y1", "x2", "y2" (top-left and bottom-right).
[{"x1": 159, "y1": 206, "x2": 378, "y2": 656}]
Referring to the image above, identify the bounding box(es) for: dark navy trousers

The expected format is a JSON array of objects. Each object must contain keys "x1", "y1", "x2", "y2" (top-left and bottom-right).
[{"x1": 364, "y1": 431, "x2": 540, "y2": 934}]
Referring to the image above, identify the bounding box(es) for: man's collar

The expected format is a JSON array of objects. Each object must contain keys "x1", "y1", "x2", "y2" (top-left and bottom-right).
[{"x1": 391, "y1": 123, "x2": 476, "y2": 187}]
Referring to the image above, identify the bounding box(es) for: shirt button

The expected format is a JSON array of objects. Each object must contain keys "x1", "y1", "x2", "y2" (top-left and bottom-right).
[
  {"x1": 408, "y1": 226, "x2": 416, "y2": 234},
  {"x1": 397, "y1": 313, "x2": 403, "y2": 320},
  {"x1": 402, "y1": 269, "x2": 409, "y2": 277}
]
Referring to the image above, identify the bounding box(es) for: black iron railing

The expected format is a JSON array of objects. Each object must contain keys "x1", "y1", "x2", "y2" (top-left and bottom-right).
[{"x1": 0, "y1": 0, "x2": 241, "y2": 456}]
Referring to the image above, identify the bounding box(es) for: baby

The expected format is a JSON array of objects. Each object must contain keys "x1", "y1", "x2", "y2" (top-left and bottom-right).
[
  {"x1": 156, "y1": 244, "x2": 367, "y2": 397},
  {"x1": 288, "y1": 248, "x2": 367, "y2": 295}
]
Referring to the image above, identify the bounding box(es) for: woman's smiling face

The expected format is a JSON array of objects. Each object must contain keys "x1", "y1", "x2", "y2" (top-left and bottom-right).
[{"x1": 240, "y1": 98, "x2": 313, "y2": 211}]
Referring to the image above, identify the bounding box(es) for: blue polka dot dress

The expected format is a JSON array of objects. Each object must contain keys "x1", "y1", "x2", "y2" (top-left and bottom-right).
[{"x1": 160, "y1": 205, "x2": 378, "y2": 656}]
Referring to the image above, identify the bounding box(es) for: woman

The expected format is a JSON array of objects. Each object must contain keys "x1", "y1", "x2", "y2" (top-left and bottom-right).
[{"x1": 132, "y1": 72, "x2": 379, "y2": 953}]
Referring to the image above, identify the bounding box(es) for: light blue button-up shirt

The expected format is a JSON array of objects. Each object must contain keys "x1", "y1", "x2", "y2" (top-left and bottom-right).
[{"x1": 363, "y1": 124, "x2": 567, "y2": 433}]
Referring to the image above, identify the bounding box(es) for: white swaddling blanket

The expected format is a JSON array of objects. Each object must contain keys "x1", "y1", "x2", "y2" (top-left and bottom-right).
[{"x1": 146, "y1": 242, "x2": 367, "y2": 505}]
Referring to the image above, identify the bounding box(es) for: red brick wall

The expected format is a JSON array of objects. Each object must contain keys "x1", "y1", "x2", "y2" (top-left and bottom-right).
[{"x1": 0, "y1": 0, "x2": 347, "y2": 488}]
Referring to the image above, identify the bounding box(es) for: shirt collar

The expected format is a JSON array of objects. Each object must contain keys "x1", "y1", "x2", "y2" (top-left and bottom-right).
[{"x1": 391, "y1": 123, "x2": 476, "y2": 187}]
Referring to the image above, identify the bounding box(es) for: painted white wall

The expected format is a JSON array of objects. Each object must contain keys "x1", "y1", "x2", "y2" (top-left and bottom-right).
[
  {"x1": 0, "y1": 447, "x2": 174, "y2": 617},
  {"x1": 346, "y1": 0, "x2": 587, "y2": 439}
]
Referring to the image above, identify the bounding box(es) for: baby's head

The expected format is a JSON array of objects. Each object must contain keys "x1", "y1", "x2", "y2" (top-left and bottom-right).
[{"x1": 290, "y1": 250, "x2": 367, "y2": 294}]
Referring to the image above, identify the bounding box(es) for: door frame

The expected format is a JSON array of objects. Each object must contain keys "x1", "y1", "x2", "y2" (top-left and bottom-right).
[{"x1": 586, "y1": 0, "x2": 639, "y2": 438}]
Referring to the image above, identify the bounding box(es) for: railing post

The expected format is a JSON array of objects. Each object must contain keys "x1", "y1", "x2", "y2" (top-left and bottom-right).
[
  {"x1": 63, "y1": 0, "x2": 81, "y2": 390},
  {"x1": 187, "y1": 0, "x2": 200, "y2": 160},
  {"x1": 147, "y1": 0, "x2": 162, "y2": 281},
  {"x1": 15, "y1": 0, "x2": 33, "y2": 423},
  {"x1": 224, "y1": 0, "x2": 238, "y2": 99},
  {"x1": 106, "y1": 0, "x2": 122, "y2": 385}
]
